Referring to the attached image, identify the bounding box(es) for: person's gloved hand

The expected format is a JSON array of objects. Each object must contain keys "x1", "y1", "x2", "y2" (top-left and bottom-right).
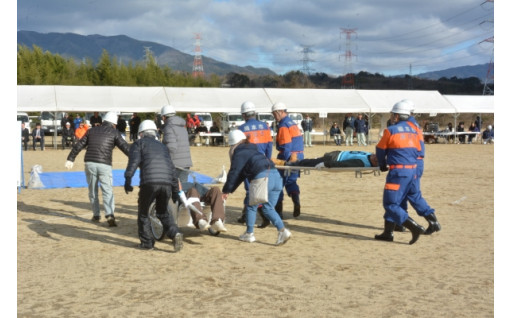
[
  {"x1": 172, "y1": 191, "x2": 180, "y2": 204},
  {"x1": 380, "y1": 164, "x2": 389, "y2": 172},
  {"x1": 65, "y1": 160, "x2": 74, "y2": 170},
  {"x1": 124, "y1": 177, "x2": 133, "y2": 194}
]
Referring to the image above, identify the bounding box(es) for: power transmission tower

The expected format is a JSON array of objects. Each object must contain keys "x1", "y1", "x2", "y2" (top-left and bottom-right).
[
  {"x1": 300, "y1": 44, "x2": 314, "y2": 87},
  {"x1": 481, "y1": 39, "x2": 494, "y2": 95},
  {"x1": 479, "y1": 0, "x2": 494, "y2": 95},
  {"x1": 143, "y1": 46, "x2": 155, "y2": 65},
  {"x1": 192, "y1": 33, "x2": 205, "y2": 79},
  {"x1": 340, "y1": 28, "x2": 357, "y2": 88},
  {"x1": 408, "y1": 64, "x2": 413, "y2": 89}
]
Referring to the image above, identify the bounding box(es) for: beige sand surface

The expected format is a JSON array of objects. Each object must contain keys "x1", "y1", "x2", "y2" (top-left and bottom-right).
[{"x1": 17, "y1": 141, "x2": 494, "y2": 317}]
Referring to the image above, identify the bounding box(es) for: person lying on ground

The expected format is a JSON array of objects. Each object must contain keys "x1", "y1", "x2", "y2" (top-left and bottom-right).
[{"x1": 272, "y1": 150, "x2": 379, "y2": 168}]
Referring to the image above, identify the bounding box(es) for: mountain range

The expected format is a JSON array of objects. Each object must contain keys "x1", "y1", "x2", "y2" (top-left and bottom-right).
[{"x1": 17, "y1": 30, "x2": 491, "y2": 82}]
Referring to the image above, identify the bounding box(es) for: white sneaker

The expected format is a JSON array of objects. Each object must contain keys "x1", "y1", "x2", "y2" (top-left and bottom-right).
[
  {"x1": 239, "y1": 232, "x2": 256, "y2": 243},
  {"x1": 198, "y1": 219, "x2": 210, "y2": 231},
  {"x1": 211, "y1": 219, "x2": 228, "y2": 232},
  {"x1": 276, "y1": 228, "x2": 292, "y2": 246}
]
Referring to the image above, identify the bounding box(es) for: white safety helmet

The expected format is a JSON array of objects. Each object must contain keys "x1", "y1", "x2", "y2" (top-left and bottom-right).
[
  {"x1": 241, "y1": 101, "x2": 256, "y2": 114},
  {"x1": 103, "y1": 111, "x2": 118, "y2": 124},
  {"x1": 271, "y1": 102, "x2": 287, "y2": 112},
  {"x1": 390, "y1": 100, "x2": 413, "y2": 115},
  {"x1": 487, "y1": 125, "x2": 492, "y2": 130},
  {"x1": 138, "y1": 120, "x2": 157, "y2": 134},
  {"x1": 161, "y1": 104, "x2": 176, "y2": 117},
  {"x1": 228, "y1": 129, "x2": 246, "y2": 146},
  {"x1": 400, "y1": 99, "x2": 415, "y2": 113}
]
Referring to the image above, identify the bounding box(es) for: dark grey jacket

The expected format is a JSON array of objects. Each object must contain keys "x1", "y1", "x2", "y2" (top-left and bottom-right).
[
  {"x1": 124, "y1": 136, "x2": 179, "y2": 189},
  {"x1": 67, "y1": 122, "x2": 130, "y2": 165},
  {"x1": 161, "y1": 116, "x2": 193, "y2": 169}
]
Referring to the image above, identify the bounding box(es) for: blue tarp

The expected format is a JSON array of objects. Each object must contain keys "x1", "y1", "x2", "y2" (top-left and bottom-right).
[{"x1": 35, "y1": 169, "x2": 216, "y2": 189}]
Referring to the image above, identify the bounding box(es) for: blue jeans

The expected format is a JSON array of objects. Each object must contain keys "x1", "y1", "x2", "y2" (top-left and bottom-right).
[
  {"x1": 245, "y1": 169, "x2": 284, "y2": 233},
  {"x1": 85, "y1": 162, "x2": 114, "y2": 217}
]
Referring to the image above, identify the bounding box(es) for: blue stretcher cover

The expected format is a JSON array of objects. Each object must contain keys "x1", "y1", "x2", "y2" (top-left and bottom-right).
[{"x1": 34, "y1": 169, "x2": 216, "y2": 189}]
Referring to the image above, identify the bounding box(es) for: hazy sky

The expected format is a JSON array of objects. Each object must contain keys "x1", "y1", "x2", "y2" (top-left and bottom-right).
[{"x1": 17, "y1": 0, "x2": 496, "y2": 76}]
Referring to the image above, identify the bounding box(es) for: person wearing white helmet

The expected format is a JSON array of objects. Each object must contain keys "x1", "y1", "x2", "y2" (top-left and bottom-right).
[
  {"x1": 160, "y1": 104, "x2": 193, "y2": 180},
  {"x1": 482, "y1": 125, "x2": 494, "y2": 144},
  {"x1": 65, "y1": 111, "x2": 130, "y2": 227},
  {"x1": 393, "y1": 99, "x2": 441, "y2": 235},
  {"x1": 237, "y1": 101, "x2": 274, "y2": 227},
  {"x1": 124, "y1": 120, "x2": 183, "y2": 251},
  {"x1": 374, "y1": 101, "x2": 426, "y2": 245},
  {"x1": 271, "y1": 101, "x2": 304, "y2": 219},
  {"x1": 222, "y1": 130, "x2": 292, "y2": 246}
]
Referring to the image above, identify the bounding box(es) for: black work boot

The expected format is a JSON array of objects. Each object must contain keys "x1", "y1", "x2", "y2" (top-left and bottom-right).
[
  {"x1": 394, "y1": 224, "x2": 406, "y2": 232},
  {"x1": 402, "y1": 217, "x2": 425, "y2": 245},
  {"x1": 257, "y1": 206, "x2": 270, "y2": 229},
  {"x1": 291, "y1": 193, "x2": 301, "y2": 217},
  {"x1": 423, "y1": 213, "x2": 441, "y2": 235},
  {"x1": 375, "y1": 220, "x2": 394, "y2": 242},
  {"x1": 275, "y1": 201, "x2": 283, "y2": 219},
  {"x1": 237, "y1": 206, "x2": 247, "y2": 224}
]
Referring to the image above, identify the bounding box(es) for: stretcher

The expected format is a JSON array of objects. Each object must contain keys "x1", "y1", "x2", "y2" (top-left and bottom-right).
[{"x1": 275, "y1": 165, "x2": 380, "y2": 178}]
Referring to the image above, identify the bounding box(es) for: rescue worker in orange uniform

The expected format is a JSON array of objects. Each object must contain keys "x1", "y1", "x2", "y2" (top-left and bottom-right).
[{"x1": 374, "y1": 100, "x2": 426, "y2": 245}]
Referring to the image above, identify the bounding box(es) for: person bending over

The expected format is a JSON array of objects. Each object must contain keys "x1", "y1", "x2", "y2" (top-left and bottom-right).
[{"x1": 124, "y1": 120, "x2": 183, "y2": 251}]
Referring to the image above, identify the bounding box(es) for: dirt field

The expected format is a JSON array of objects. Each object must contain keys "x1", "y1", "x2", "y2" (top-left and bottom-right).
[{"x1": 17, "y1": 141, "x2": 495, "y2": 317}]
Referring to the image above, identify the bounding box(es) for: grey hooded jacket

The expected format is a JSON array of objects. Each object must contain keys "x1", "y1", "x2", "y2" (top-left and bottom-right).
[{"x1": 161, "y1": 115, "x2": 193, "y2": 169}]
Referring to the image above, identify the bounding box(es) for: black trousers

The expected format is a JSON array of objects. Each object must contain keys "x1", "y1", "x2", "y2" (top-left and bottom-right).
[{"x1": 137, "y1": 184, "x2": 179, "y2": 247}]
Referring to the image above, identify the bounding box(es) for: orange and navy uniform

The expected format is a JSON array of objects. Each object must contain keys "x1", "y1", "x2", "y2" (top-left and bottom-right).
[
  {"x1": 275, "y1": 115, "x2": 304, "y2": 198},
  {"x1": 276, "y1": 116, "x2": 304, "y2": 162},
  {"x1": 376, "y1": 119, "x2": 423, "y2": 225},
  {"x1": 239, "y1": 118, "x2": 273, "y2": 159},
  {"x1": 407, "y1": 116, "x2": 425, "y2": 175},
  {"x1": 403, "y1": 116, "x2": 435, "y2": 217},
  {"x1": 376, "y1": 120, "x2": 421, "y2": 168}
]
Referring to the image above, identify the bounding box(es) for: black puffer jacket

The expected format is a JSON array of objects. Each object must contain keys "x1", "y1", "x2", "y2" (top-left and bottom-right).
[
  {"x1": 125, "y1": 136, "x2": 179, "y2": 189},
  {"x1": 67, "y1": 122, "x2": 130, "y2": 165}
]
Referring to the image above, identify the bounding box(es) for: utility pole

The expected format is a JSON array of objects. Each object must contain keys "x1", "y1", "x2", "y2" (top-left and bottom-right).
[
  {"x1": 192, "y1": 33, "x2": 205, "y2": 79},
  {"x1": 340, "y1": 28, "x2": 357, "y2": 89}
]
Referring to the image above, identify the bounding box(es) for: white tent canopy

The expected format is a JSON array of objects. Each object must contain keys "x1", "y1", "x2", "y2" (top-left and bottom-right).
[
  {"x1": 357, "y1": 89, "x2": 458, "y2": 114},
  {"x1": 443, "y1": 95, "x2": 494, "y2": 114},
  {"x1": 17, "y1": 85, "x2": 494, "y2": 114}
]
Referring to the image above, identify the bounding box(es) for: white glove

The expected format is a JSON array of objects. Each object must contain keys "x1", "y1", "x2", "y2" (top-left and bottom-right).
[{"x1": 65, "y1": 160, "x2": 74, "y2": 170}]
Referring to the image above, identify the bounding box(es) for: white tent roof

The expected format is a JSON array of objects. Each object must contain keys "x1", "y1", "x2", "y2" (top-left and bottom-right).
[
  {"x1": 443, "y1": 95, "x2": 494, "y2": 113},
  {"x1": 264, "y1": 88, "x2": 370, "y2": 113},
  {"x1": 357, "y1": 89, "x2": 458, "y2": 114},
  {"x1": 164, "y1": 87, "x2": 273, "y2": 113},
  {"x1": 17, "y1": 85, "x2": 494, "y2": 114}
]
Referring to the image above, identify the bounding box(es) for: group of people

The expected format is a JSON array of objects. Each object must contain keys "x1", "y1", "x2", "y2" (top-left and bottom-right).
[
  {"x1": 21, "y1": 122, "x2": 45, "y2": 151},
  {"x1": 327, "y1": 113, "x2": 369, "y2": 147},
  {"x1": 61, "y1": 97, "x2": 444, "y2": 251}
]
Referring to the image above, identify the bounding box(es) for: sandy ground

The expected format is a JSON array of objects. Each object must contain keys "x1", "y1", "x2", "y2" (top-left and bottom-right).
[{"x1": 16, "y1": 138, "x2": 495, "y2": 317}]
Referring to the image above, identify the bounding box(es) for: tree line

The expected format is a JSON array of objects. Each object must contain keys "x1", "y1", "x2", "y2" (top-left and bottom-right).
[
  {"x1": 18, "y1": 44, "x2": 490, "y2": 94},
  {"x1": 18, "y1": 44, "x2": 492, "y2": 129}
]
